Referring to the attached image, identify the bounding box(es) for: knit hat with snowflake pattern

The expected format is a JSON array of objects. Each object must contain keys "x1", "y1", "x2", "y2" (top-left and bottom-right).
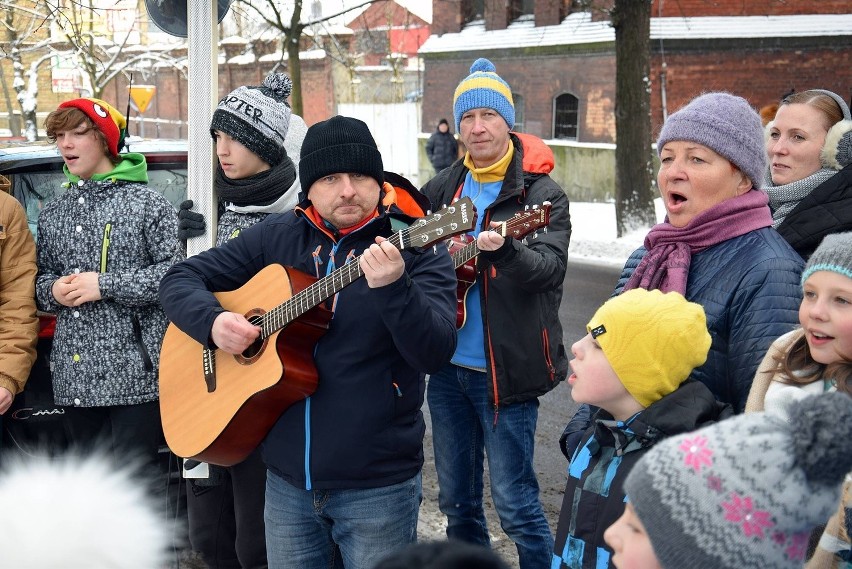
[{"x1": 623, "y1": 393, "x2": 852, "y2": 569}]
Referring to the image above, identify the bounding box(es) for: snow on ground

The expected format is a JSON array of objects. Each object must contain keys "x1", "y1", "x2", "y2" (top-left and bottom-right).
[{"x1": 567, "y1": 198, "x2": 666, "y2": 267}]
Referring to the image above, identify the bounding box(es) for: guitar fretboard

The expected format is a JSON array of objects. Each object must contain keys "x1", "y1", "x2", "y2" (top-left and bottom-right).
[
  {"x1": 450, "y1": 214, "x2": 544, "y2": 269},
  {"x1": 259, "y1": 230, "x2": 404, "y2": 338},
  {"x1": 254, "y1": 197, "x2": 475, "y2": 339}
]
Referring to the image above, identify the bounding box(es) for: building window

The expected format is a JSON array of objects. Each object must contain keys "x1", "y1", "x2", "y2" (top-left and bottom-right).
[
  {"x1": 554, "y1": 93, "x2": 579, "y2": 140},
  {"x1": 462, "y1": 0, "x2": 485, "y2": 25},
  {"x1": 513, "y1": 92, "x2": 524, "y2": 132},
  {"x1": 510, "y1": 0, "x2": 535, "y2": 21}
]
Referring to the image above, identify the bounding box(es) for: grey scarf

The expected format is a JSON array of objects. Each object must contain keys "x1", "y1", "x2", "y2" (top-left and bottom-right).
[{"x1": 763, "y1": 168, "x2": 836, "y2": 227}]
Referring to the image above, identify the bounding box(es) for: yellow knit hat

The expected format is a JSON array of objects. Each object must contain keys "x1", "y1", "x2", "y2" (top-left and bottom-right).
[{"x1": 586, "y1": 288, "x2": 711, "y2": 408}]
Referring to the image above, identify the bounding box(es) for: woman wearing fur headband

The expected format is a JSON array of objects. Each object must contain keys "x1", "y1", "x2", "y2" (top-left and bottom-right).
[
  {"x1": 180, "y1": 72, "x2": 306, "y2": 569},
  {"x1": 765, "y1": 89, "x2": 852, "y2": 259}
]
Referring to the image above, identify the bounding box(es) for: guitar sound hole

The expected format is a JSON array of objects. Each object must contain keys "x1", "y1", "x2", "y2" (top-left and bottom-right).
[{"x1": 242, "y1": 338, "x2": 264, "y2": 359}]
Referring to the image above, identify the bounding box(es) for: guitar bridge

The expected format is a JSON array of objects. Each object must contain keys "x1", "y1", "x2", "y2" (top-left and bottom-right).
[{"x1": 203, "y1": 348, "x2": 216, "y2": 392}]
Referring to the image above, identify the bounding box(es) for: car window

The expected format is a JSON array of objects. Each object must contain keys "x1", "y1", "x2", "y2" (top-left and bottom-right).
[{"x1": 6, "y1": 161, "x2": 188, "y2": 239}]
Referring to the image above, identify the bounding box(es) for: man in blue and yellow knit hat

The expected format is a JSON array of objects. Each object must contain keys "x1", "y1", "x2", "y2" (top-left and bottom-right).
[{"x1": 421, "y1": 58, "x2": 572, "y2": 569}]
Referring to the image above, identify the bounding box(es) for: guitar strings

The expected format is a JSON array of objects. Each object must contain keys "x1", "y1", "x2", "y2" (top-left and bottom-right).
[{"x1": 257, "y1": 206, "x2": 459, "y2": 339}]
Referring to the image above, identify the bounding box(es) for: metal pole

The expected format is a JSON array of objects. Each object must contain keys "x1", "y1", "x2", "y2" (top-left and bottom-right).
[{"x1": 186, "y1": 0, "x2": 219, "y2": 256}]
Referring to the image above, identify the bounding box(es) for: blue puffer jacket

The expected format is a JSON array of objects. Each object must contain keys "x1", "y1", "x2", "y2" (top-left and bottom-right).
[{"x1": 614, "y1": 227, "x2": 803, "y2": 412}]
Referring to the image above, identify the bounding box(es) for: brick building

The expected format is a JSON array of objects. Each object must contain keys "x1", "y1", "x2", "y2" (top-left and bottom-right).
[{"x1": 421, "y1": 0, "x2": 852, "y2": 143}]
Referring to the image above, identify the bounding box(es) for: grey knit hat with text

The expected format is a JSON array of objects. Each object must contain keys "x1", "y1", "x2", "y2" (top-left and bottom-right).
[
  {"x1": 657, "y1": 92, "x2": 765, "y2": 188},
  {"x1": 210, "y1": 73, "x2": 292, "y2": 166},
  {"x1": 298, "y1": 115, "x2": 384, "y2": 200},
  {"x1": 801, "y1": 231, "x2": 852, "y2": 284},
  {"x1": 624, "y1": 393, "x2": 852, "y2": 569}
]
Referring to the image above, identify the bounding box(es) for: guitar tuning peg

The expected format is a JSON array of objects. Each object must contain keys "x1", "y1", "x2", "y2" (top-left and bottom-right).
[
  {"x1": 524, "y1": 204, "x2": 529, "y2": 210},
  {"x1": 532, "y1": 204, "x2": 539, "y2": 210}
]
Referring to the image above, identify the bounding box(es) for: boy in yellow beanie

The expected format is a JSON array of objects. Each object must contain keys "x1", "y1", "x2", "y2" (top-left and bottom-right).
[{"x1": 551, "y1": 288, "x2": 732, "y2": 569}]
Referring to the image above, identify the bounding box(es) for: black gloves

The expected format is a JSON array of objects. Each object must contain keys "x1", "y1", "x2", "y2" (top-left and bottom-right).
[
  {"x1": 558, "y1": 403, "x2": 593, "y2": 461},
  {"x1": 178, "y1": 200, "x2": 206, "y2": 241}
]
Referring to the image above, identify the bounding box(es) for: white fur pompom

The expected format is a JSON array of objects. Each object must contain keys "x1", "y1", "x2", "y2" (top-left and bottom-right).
[{"x1": 0, "y1": 453, "x2": 170, "y2": 568}]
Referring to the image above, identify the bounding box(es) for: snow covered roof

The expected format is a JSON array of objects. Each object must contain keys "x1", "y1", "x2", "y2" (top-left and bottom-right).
[{"x1": 419, "y1": 12, "x2": 852, "y2": 54}]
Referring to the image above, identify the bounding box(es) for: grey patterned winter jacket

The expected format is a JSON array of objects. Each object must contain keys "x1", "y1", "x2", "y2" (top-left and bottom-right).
[{"x1": 35, "y1": 155, "x2": 181, "y2": 407}]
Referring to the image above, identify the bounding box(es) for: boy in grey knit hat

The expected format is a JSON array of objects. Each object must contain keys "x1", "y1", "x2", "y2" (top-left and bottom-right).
[{"x1": 604, "y1": 393, "x2": 852, "y2": 569}]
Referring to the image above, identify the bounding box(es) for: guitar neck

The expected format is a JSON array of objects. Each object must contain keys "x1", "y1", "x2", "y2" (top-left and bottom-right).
[
  {"x1": 251, "y1": 196, "x2": 475, "y2": 337},
  {"x1": 260, "y1": 234, "x2": 397, "y2": 337},
  {"x1": 452, "y1": 241, "x2": 479, "y2": 269}
]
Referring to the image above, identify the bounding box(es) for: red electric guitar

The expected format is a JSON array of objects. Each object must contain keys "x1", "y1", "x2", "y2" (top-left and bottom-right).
[
  {"x1": 159, "y1": 197, "x2": 476, "y2": 466},
  {"x1": 448, "y1": 203, "x2": 552, "y2": 328}
]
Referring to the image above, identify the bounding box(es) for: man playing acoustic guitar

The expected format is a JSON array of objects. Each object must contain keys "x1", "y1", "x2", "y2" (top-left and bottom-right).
[
  {"x1": 159, "y1": 115, "x2": 458, "y2": 569},
  {"x1": 420, "y1": 58, "x2": 572, "y2": 569}
]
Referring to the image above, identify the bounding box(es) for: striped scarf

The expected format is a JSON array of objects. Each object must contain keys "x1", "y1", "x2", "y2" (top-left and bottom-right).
[{"x1": 764, "y1": 168, "x2": 836, "y2": 228}]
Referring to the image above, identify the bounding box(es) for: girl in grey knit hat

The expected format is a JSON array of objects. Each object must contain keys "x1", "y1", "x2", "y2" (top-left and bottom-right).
[
  {"x1": 745, "y1": 230, "x2": 852, "y2": 567},
  {"x1": 605, "y1": 393, "x2": 852, "y2": 569}
]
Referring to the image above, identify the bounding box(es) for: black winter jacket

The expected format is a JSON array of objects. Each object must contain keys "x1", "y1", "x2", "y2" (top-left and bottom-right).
[
  {"x1": 552, "y1": 380, "x2": 732, "y2": 569},
  {"x1": 426, "y1": 130, "x2": 458, "y2": 172},
  {"x1": 159, "y1": 182, "x2": 457, "y2": 490},
  {"x1": 421, "y1": 133, "x2": 571, "y2": 407},
  {"x1": 776, "y1": 162, "x2": 852, "y2": 260}
]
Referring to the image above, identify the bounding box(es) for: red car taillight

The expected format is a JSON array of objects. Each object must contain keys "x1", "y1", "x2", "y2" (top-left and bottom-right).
[{"x1": 38, "y1": 314, "x2": 56, "y2": 339}]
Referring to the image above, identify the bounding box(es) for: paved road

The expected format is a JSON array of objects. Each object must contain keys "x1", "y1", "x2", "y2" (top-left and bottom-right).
[{"x1": 418, "y1": 258, "x2": 623, "y2": 566}]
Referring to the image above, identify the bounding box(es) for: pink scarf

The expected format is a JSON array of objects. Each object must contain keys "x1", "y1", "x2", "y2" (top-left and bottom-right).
[{"x1": 623, "y1": 190, "x2": 773, "y2": 294}]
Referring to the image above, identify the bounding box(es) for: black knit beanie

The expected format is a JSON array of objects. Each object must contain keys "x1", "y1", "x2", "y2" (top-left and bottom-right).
[{"x1": 299, "y1": 115, "x2": 384, "y2": 200}]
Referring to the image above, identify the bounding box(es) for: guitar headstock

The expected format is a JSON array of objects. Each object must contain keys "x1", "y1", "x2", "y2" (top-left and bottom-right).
[
  {"x1": 500, "y1": 202, "x2": 552, "y2": 240},
  {"x1": 405, "y1": 196, "x2": 477, "y2": 249}
]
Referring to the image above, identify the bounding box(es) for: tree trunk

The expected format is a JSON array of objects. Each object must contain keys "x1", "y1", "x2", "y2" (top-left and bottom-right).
[
  {"x1": 287, "y1": 0, "x2": 304, "y2": 116},
  {"x1": 2, "y1": 9, "x2": 21, "y2": 137},
  {"x1": 611, "y1": 0, "x2": 656, "y2": 237}
]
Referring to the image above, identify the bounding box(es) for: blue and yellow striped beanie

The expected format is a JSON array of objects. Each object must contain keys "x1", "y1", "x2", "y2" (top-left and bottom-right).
[{"x1": 453, "y1": 58, "x2": 514, "y2": 131}]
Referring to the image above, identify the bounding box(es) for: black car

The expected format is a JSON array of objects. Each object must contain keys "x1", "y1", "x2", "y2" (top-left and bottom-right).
[{"x1": 0, "y1": 138, "x2": 188, "y2": 458}]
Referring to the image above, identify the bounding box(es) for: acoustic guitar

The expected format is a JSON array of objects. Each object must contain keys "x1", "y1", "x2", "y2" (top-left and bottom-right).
[
  {"x1": 448, "y1": 203, "x2": 551, "y2": 328},
  {"x1": 159, "y1": 197, "x2": 477, "y2": 466}
]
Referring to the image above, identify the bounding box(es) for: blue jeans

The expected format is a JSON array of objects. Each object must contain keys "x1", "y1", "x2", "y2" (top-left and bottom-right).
[
  {"x1": 427, "y1": 363, "x2": 554, "y2": 569},
  {"x1": 264, "y1": 469, "x2": 422, "y2": 569}
]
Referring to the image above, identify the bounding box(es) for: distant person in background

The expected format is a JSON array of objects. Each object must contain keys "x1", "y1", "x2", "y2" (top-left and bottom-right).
[
  {"x1": 426, "y1": 118, "x2": 458, "y2": 173},
  {"x1": 759, "y1": 103, "x2": 779, "y2": 127},
  {"x1": 0, "y1": 181, "x2": 38, "y2": 464},
  {"x1": 178, "y1": 72, "x2": 304, "y2": 569},
  {"x1": 39, "y1": 98, "x2": 180, "y2": 476},
  {"x1": 764, "y1": 88, "x2": 852, "y2": 259}
]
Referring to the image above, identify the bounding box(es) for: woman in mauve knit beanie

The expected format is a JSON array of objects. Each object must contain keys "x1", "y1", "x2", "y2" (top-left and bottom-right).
[{"x1": 612, "y1": 91, "x2": 803, "y2": 414}]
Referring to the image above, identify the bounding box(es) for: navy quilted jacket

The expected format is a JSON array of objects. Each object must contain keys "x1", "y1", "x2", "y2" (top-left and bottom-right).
[{"x1": 614, "y1": 227, "x2": 803, "y2": 412}]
